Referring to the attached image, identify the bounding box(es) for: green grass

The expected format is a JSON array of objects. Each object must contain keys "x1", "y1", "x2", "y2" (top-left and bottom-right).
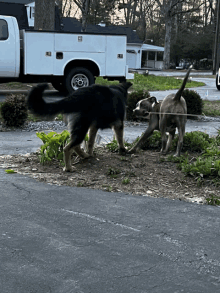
[
  {"x1": 203, "y1": 100, "x2": 220, "y2": 116},
  {"x1": 96, "y1": 73, "x2": 205, "y2": 91}
]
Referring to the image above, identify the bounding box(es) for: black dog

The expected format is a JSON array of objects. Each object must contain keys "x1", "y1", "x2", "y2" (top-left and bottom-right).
[{"x1": 27, "y1": 82, "x2": 132, "y2": 171}]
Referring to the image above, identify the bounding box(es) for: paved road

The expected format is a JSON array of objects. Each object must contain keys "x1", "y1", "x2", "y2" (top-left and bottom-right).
[
  {"x1": 1, "y1": 73, "x2": 220, "y2": 292},
  {"x1": 1, "y1": 168, "x2": 220, "y2": 293}
]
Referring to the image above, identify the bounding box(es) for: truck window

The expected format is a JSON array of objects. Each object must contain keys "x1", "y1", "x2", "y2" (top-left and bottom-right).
[{"x1": 0, "y1": 20, "x2": 8, "y2": 41}]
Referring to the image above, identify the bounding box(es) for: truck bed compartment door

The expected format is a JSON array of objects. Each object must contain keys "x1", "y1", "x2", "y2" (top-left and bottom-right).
[
  {"x1": 105, "y1": 36, "x2": 126, "y2": 76},
  {"x1": 24, "y1": 32, "x2": 54, "y2": 75}
]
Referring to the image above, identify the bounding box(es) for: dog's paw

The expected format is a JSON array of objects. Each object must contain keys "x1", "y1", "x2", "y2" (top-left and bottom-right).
[
  {"x1": 82, "y1": 153, "x2": 90, "y2": 159},
  {"x1": 119, "y1": 148, "x2": 127, "y2": 156},
  {"x1": 128, "y1": 148, "x2": 136, "y2": 154},
  {"x1": 128, "y1": 147, "x2": 142, "y2": 154},
  {"x1": 63, "y1": 166, "x2": 75, "y2": 172},
  {"x1": 160, "y1": 149, "x2": 167, "y2": 155}
]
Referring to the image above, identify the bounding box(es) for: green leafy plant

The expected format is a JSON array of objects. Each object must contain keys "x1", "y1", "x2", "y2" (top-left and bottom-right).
[
  {"x1": 36, "y1": 130, "x2": 70, "y2": 164},
  {"x1": 1, "y1": 94, "x2": 28, "y2": 127},
  {"x1": 5, "y1": 169, "x2": 16, "y2": 174}
]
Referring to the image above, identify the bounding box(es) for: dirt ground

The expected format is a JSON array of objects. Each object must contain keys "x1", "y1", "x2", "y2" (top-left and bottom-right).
[{"x1": 0, "y1": 146, "x2": 219, "y2": 205}]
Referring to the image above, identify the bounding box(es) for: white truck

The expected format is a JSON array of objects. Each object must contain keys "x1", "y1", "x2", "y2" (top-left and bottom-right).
[{"x1": 0, "y1": 15, "x2": 133, "y2": 93}]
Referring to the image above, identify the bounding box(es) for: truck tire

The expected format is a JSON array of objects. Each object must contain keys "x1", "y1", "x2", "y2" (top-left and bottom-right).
[
  {"x1": 216, "y1": 74, "x2": 220, "y2": 90},
  {"x1": 65, "y1": 67, "x2": 95, "y2": 93}
]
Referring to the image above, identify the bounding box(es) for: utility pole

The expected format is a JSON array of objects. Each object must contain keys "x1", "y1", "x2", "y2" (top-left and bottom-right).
[{"x1": 213, "y1": 0, "x2": 220, "y2": 74}]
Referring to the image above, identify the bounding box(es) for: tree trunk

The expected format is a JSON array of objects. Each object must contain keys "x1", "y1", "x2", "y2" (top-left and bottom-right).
[
  {"x1": 163, "y1": 16, "x2": 172, "y2": 69},
  {"x1": 34, "y1": 0, "x2": 55, "y2": 30},
  {"x1": 81, "y1": 0, "x2": 90, "y2": 32}
]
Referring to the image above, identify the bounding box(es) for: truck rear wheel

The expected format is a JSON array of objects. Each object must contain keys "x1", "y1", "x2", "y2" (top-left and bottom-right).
[
  {"x1": 65, "y1": 67, "x2": 95, "y2": 93},
  {"x1": 216, "y1": 74, "x2": 220, "y2": 90}
]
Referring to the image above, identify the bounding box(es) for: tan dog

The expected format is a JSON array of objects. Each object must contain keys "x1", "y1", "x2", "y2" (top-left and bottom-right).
[{"x1": 129, "y1": 66, "x2": 192, "y2": 156}]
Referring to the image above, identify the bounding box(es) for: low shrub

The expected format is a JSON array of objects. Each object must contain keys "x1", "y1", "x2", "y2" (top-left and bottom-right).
[
  {"x1": 127, "y1": 90, "x2": 150, "y2": 121},
  {"x1": 134, "y1": 130, "x2": 214, "y2": 153},
  {"x1": 182, "y1": 89, "x2": 203, "y2": 119},
  {"x1": 141, "y1": 131, "x2": 162, "y2": 150},
  {"x1": 1, "y1": 94, "x2": 28, "y2": 127},
  {"x1": 172, "y1": 131, "x2": 214, "y2": 153}
]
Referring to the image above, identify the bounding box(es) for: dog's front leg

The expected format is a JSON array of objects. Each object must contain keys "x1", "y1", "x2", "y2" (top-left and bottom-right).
[
  {"x1": 88, "y1": 125, "x2": 98, "y2": 156},
  {"x1": 113, "y1": 122, "x2": 126, "y2": 155},
  {"x1": 63, "y1": 142, "x2": 74, "y2": 172},
  {"x1": 128, "y1": 121, "x2": 158, "y2": 154}
]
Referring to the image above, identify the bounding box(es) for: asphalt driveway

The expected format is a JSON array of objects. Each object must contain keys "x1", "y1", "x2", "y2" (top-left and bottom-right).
[{"x1": 1, "y1": 168, "x2": 220, "y2": 293}]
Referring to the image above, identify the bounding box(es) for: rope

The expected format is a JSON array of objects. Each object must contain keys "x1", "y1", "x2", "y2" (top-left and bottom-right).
[{"x1": 142, "y1": 112, "x2": 207, "y2": 118}]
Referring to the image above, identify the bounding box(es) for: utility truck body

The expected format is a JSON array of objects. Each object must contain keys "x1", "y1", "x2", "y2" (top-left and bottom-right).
[{"x1": 0, "y1": 15, "x2": 133, "y2": 92}]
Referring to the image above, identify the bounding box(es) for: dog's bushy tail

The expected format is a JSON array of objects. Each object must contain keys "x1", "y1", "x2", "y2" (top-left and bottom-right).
[
  {"x1": 174, "y1": 65, "x2": 193, "y2": 101},
  {"x1": 27, "y1": 84, "x2": 64, "y2": 116}
]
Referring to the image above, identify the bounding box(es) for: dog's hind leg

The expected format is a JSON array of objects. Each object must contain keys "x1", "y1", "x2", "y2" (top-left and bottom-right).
[
  {"x1": 113, "y1": 122, "x2": 126, "y2": 155},
  {"x1": 165, "y1": 129, "x2": 176, "y2": 154},
  {"x1": 160, "y1": 120, "x2": 168, "y2": 155},
  {"x1": 63, "y1": 127, "x2": 90, "y2": 172},
  {"x1": 63, "y1": 142, "x2": 90, "y2": 172},
  {"x1": 174, "y1": 126, "x2": 185, "y2": 157},
  {"x1": 87, "y1": 125, "x2": 98, "y2": 156}
]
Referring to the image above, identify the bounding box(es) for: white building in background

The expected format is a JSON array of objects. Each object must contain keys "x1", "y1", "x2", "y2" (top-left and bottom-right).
[
  {"x1": 141, "y1": 44, "x2": 164, "y2": 70},
  {"x1": 126, "y1": 43, "x2": 164, "y2": 71},
  {"x1": 25, "y1": 1, "x2": 35, "y2": 27}
]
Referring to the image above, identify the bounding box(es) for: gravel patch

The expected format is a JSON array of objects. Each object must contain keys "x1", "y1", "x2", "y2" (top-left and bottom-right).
[
  {"x1": 0, "y1": 116, "x2": 220, "y2": 134},
  {"x1": 0, "y1": 121, "x2": 67, "y2": 132}
]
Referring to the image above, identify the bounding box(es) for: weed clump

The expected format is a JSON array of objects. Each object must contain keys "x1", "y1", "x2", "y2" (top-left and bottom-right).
[{"x1": 1, "y1": 94, "x2": 28, "y2": 127}]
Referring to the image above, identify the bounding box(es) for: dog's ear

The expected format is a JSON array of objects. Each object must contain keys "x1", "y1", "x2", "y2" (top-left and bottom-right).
[{"x1": 149, "y1": 96, "x2": 158, "y2": 104}]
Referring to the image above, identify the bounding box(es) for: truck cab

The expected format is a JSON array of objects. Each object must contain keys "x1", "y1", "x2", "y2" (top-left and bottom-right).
[{"x1": 0, "y1": 15, "x2": 20, "y2": 78}]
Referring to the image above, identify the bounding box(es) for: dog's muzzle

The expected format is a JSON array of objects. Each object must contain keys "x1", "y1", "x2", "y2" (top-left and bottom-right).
[{"x1": 133, "y1": 109, "x2": 149, "y2": 118}]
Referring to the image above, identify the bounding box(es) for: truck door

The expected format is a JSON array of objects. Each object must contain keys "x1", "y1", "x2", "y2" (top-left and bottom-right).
[{"x1": 0, "y1": 16, "x2": 20, "y2": 77}]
